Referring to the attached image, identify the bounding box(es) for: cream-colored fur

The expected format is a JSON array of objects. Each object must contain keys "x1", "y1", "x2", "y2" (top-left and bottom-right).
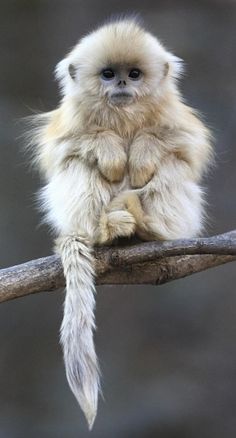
[{"x1": 28, "y1": 18, "x2": 213, "y2": 428}]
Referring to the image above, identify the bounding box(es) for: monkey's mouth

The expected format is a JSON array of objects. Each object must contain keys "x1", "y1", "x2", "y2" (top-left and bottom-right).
[{"x1": 109, "y1": 91, "x2": 134, "y2": 106}]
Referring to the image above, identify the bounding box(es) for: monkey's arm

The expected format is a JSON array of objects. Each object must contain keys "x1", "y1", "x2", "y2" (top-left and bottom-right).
[
  {"x1": 129, "y1": 110, "x2": 212, "y2": 188},
  {"x1": 37, "y1": 115, "x2": 127, "y2": 183},
  {"x1": 127, "y1": 112, "x2": 212, "y2": 239}
]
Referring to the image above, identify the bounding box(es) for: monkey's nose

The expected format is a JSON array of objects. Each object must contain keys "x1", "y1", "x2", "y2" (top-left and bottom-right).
[{"x1": 117, "y1": 80, "x2": 126, "y2": 87}]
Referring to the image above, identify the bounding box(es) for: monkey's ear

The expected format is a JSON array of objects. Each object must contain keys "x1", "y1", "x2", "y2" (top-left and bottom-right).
[
  {"x1": 68, "y1": 63, "x2": 77, "y2": 80},
  {"x1": 55, "y1": 58, "x2": 69, "y2": 82},
  {"x1": 165, "y1": 54, "x2": 184, "y2": 79},
  {"x1": 55, "y1": 57, "x2": 77, "y2": 96}
]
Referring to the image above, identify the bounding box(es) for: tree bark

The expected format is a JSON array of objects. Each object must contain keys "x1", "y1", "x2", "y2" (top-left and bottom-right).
[{"x1": 0, "y1": 230, "x2": 235, "y2": 303}]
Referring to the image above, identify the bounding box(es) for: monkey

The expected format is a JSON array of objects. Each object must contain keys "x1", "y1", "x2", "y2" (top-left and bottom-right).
[{"x1": 27, "y1": 18, "x2": 213, "y2": 428}]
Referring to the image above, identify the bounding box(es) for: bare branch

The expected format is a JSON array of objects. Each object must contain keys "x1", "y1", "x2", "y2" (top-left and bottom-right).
[{"x1": 0, "y1": 230, "x2": 236, "y2": 303}]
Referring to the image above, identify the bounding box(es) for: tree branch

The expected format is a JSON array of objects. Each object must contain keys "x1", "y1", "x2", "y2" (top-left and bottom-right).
[{"x1": 0, "y1": 230, "x2": 236, "y2": 303}]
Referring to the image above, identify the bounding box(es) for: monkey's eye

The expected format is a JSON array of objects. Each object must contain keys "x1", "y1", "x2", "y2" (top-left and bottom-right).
[
  {"x1": 128, "y1": 69, "x2": 142, "y2": 80},
  {"x1": 101, "y1": 69, "x2": 115, "y2": 80}
]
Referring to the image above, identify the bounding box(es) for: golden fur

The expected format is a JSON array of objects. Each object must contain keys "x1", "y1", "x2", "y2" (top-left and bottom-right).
[{"x1": 28, "y1": 18, "x2": 213, "y2": 428}]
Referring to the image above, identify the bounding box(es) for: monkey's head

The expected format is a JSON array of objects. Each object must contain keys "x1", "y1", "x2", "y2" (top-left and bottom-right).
[{"x1": 56, "y1": 19, "x2": 183, "y2": 108}]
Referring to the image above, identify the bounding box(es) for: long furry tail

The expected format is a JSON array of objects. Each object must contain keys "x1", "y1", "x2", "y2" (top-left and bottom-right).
[{"x1": 56, "y1": 234, "x2": 100, "y2": 429}]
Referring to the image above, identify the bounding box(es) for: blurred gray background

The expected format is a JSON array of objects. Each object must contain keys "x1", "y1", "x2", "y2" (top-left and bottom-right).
[{"x1": 0, "y1": 1, "x2": 236, "y2": 437}]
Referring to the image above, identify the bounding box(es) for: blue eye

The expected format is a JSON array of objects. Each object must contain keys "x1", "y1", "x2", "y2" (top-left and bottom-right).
[
  {"x1": 101, "y1": 69, "x2": 115, "y2": 80},
  {"x1": 129, "y1": 69, "x2": 141, "y2": 79}
]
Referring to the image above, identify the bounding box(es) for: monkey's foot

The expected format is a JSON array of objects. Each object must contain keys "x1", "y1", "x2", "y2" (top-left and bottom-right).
[{"x1": 98, "y1": 209, "x2": 136, "y2": 244}]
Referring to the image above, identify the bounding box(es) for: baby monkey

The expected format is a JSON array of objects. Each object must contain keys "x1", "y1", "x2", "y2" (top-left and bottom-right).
[{"x1": 29, "y1": 18, "x2": 212, "y2": 428}]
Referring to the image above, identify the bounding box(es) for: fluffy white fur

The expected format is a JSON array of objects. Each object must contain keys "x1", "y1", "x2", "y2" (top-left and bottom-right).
[{"x1": 28, "y1": 18, "x2": 213, "y2": 428}]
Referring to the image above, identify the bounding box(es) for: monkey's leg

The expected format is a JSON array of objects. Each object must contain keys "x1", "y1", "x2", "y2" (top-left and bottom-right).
[{"x1": 137, "y1": 157, "x2": 204, "y2": 240}]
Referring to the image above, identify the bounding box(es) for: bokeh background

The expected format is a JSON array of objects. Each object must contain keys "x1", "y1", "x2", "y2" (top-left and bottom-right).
[{"x1": 0, "y1": 1, "x2": 236, "y2": 437}]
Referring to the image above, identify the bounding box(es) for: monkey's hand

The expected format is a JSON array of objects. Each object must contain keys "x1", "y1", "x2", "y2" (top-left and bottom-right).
[
  {"x1": 77, "y1": 131, "x2": 127, "y2": 183},
  {"x1": 96, "y1": 133, "x2": 127, "y2": 183},
  {"x1": 129, "y1": 133, "x2": 160, "y2": 188}
]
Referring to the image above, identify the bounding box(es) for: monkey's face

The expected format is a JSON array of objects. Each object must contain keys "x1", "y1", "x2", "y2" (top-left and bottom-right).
[
  {"x1": 99, "y1": 65, "x2": 143, "y2": 106},
  {"x1": 56, "y1": 20, "x2": 182, "y2": 108}
]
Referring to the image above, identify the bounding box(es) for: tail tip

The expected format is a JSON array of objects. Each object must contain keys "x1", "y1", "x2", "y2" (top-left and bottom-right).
[{"x1": 86, "y1": 408, "x2": 97, "y2": 430}]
